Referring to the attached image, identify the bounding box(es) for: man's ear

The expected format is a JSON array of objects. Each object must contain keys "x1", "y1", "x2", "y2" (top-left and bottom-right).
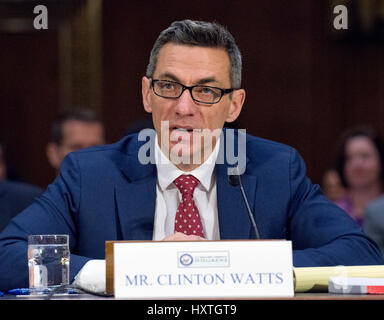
[
  {"x1": 46, "y1": 143, "x2": 61, "y2": 170},
  {"x1": 142, "y1": 76, "x2": 152, "y2": 113},
  {"x1": 226, "y1": 89, "x2": 246, "y2": 123}
]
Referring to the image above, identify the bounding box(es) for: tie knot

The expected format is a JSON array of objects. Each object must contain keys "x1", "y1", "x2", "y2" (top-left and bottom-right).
[{"x1": 173, "y1": 174, "x2": 199, "y2": 195}]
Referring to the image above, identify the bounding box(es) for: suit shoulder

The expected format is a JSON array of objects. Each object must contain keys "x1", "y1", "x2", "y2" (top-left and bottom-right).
[
  {"x1": 245, "y1": 134, "x2": 296, "y2": 157},
  {"x1": 73, "y1": 133, "x2": 141, "y2": 157},
  {"x1": 60, "y1": 132, "x2": 149, "y2": 175},
  {"x1": 241, "y1": 133, "x2": 305, "y2": 176}
]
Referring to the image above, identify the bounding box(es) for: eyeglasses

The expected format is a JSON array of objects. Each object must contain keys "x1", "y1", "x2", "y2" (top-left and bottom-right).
[{"x1": 150, "y1": 79, "x2": 236, "y2": 105}]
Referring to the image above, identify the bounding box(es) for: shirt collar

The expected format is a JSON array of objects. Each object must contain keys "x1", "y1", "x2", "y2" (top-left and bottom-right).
[{"x1": 155, "y1": 134, "x2": 219, "y2": 192}]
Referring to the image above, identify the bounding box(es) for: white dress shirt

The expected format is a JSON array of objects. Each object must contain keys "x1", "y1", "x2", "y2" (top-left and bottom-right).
[
  {"x1": 73, "y1": 135, "x2": 221, "y2": 293},
  {"x1": 153, "y1": 135, "x2": 220, "y2": 240}
]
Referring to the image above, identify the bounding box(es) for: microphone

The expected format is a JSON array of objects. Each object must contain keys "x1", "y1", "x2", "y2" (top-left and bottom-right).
[{"x1": 228, "y1": 168, "x2": 261, "y2": 239}]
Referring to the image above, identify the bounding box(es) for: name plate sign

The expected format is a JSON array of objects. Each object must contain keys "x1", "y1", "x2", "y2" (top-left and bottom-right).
[{"x1": 108, "y1": 240, "x2": 293, "y2": 298}]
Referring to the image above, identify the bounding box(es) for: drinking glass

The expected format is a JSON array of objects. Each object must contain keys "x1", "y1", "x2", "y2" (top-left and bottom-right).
[{"x1": 28, "y1": 234, "x2": 70, "y2": 294}]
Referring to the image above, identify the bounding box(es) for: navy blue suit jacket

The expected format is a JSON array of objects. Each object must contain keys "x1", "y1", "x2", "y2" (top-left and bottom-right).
[{"x1": 0, "y1": 130, "x2": 382, "y2": 290}]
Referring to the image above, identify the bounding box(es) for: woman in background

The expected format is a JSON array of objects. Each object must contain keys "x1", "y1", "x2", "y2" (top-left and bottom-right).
[{"x1": 335, "y1": 126, "x2": 384, "y2": 226}]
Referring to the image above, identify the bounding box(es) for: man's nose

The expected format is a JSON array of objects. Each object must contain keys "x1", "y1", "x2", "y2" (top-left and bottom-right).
[{"x1": 174, "y1": 89, "x2": 197, "y2": 116}]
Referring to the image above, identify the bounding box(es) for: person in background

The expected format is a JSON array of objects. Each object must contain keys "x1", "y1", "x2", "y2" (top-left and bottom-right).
[
  {"x1": 335, "y1": 126, "x2": 384, "y2": 226},
  {"x1": 321, "y1": 169, "x2": 346, "y2": 202},
  {"x1": 46, "y1": 109, "x2": 106, "y2": 173},
  {"x1": 364, "y1": 196, "x2": 384, "y2": 256},
  {"x1": 0, "y1": 180, "x2": 42, "y2": 232},
  {"x1": 0, "y1": 140, "x2": 43, "y2": 231}
]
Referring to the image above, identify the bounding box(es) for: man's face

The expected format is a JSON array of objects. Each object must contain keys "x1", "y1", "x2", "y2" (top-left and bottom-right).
[
  {"x1": 142, "y1": 43, "x2": 245, "y2": 169},
  {"x1": 47, "y1": 120, "x2": 105, "y2": 170}
]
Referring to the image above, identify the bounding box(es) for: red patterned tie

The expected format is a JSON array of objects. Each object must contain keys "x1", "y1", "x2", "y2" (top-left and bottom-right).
[{"x1": 173, "y1": 174, "x2": 204, "y2": 237}]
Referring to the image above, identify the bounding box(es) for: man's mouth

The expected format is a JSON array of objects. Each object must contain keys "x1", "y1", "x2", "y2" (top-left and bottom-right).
[{"x1": 171, "y1": 126, "x2": 201, "y2": 133}]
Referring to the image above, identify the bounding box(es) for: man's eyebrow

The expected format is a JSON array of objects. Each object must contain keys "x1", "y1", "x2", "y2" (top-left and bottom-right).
[
  {"x1": 157, "y1": 73, "x2": 220, "y2": 86},
  {"x1": 195, "y1": 77, "x2": 219, "y2": 85},
  {"x1": 158, "y1": 72, "x2": 180, "y2": 82}
]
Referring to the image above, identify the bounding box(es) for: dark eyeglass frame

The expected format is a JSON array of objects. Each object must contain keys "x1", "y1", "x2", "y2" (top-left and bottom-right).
[{"x1": 150, "y1": 79, "x2": 236, "y2": 105}]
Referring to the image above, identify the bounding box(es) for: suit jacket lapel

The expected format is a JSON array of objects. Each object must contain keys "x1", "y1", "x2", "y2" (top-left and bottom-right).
[
  {"x1": 114, "y1": 173, "x2": 157, "y2": 240},
  {"x1": 114, "y1": 133, "x2": 157, "y2": 240},
  {"x1": 216, "y1": 163, "x2": 258, "y2": 240}
]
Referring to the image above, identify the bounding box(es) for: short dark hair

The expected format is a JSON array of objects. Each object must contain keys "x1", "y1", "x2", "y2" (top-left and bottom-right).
[
  {"x1": 335, "y1": 126, "x2": 384, "y2": 187},
  {"x1": 146, "y1": 20, "x2": 242, "y2": 88},
  {"x1": 51, "y1": 109, "x2": 102, "y2": 144}
]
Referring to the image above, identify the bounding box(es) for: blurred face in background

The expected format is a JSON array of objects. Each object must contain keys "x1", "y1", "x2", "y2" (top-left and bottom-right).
[
  {"x1": 343, "y1": 136, "x2": 382, "y2": 189},
  {"x1": 46, "y1": 120, "x2": 105, "y2": 171}
]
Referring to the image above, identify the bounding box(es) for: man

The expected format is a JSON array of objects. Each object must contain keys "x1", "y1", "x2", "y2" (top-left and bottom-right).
[
  {"x1": 46, "y1": 109, "x2": 105, "y2": 173},
  {"x1": 0, "y1": 20, "x2": 382, "y2": 293}
]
